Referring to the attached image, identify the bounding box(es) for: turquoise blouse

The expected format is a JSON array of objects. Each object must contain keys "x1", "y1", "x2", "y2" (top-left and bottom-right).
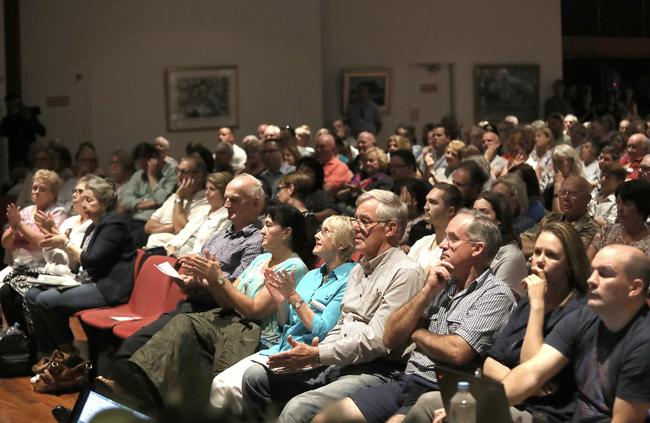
[
  {"x1": 260, "y1": 261, "x2": 354, "y2": 355},
  {"x1": 236, "y1": 252, "x2": 308, "y2": 349}
]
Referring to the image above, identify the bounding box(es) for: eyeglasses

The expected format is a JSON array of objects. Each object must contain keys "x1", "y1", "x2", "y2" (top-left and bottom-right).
[
  {"x1": 351, "y1": 216, "x2": 391, "y2": 230},
  {"x1": 277, "y1": 185, "x2": 290, "y2": 191},
  {"x1": 558, "y1": 190, "x2": 582, "y2": 200},
  {"x1": 441, "y1": 235, "x2": 475, "y2": 249}
]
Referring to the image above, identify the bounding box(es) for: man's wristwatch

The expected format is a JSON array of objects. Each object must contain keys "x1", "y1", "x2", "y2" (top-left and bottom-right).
[
  {"x1": 174, "y1": 198, "x2": 183, "y2": 204},
  {"x1": 216, "y1": 277, "x2": 225, "y2": 286}
]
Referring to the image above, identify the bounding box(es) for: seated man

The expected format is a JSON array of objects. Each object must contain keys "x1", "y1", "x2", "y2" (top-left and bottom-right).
[
  {"x1": 621, "y1": 133, "x2": 650, "y2": 180},
  {"x1": 315, "y1": 132, "x2": 352, "y2": 196},
  {"x1": 105, "y1": 174, "x2": 265, "y2": 371},
  {"x1": 407, "y1": 183, "x2": 463, "y2": 269},
  {"x1": 154, "y1": 136, "x2": 178, "y2": 167},
  {"x1": 501, "y1": 245, "x2": 650, "y2": 422},
  {"x1": 521, "y1": 175, "x2": 600, "y2": 257},
  {"x1": 451, "y1": 160, "x2": 489, "y2": 208},
  {"x1": 260, "y1": 138, "x2": 295, "y2": 198},
  {"x1": 315, "y1": 210, "x2": 516, "y2": 422},
  {"x1": 144, "y1": 155, "x2": 210, "y2": 249},
  {"x1": 120, "y1": 142, "x2": 177, "y2": 247},
  {"x1": 241, "y1": 190, "x2": 426, "y2": 422}
]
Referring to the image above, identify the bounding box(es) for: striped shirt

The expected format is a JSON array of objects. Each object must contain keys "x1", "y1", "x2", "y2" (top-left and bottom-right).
[{"x1": 405, "y1": 268, "x2": 516, "y2": 382}]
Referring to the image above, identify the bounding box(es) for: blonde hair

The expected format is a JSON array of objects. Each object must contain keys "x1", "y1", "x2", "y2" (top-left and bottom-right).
[
  {"x1": 33, "y1": 169, "x2": 61, "y2": 193},
  {"x1": 493, "y1": 173, "x2": 528, "y2": 216},
  {"x1": 365, "y1": 147, "x2": 389, "y2": 170},
  {"x1": 553, "y1": 144, "x2": 585, "y2": 177},
  {"x1": 447, "y1": 140, "x2": 466, "y2": 155},
  {"x1": 387, "y1": 135, "x2": 411, "y2": 151},
  {"x1": 322, "y1": 215, "x2": 355, "y2": 260}
]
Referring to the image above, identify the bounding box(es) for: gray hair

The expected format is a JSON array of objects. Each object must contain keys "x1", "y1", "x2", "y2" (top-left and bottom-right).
[
  {"x1": 232, "y1": 173, "x2": 264, "y2": 200},
  {"x1": 458, "y1": 209, "x2": 502, "y2": 262},
  {"x1": 84, "y1": 174, "x2": 117, "y2": 211},
  {"x1": 494, "y1": 173, "x2": 528, "y2": 215},
  {"x1": 357, "y1": 189, "x2": 408, "y2": 239}
]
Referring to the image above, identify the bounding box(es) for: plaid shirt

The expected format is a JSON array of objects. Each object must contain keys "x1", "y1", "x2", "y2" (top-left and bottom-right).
[
  {"x1": 185, "y1": 222, "x2": 264, "y2": 304},
  {"x1": 405, "y1": 268, "x2": 516, "y2": 382}
]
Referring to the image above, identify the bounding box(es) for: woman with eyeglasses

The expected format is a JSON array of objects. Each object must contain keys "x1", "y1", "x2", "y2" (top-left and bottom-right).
[
  {"x1": 587, "y1": 179, "x2": 650, "y2": 260},
  {"x1": 2, "y1": 169, "x2": 67, "y2": 266},
  {"x1": 209, "y1": 215, "x2": 356, "y2": 414}
]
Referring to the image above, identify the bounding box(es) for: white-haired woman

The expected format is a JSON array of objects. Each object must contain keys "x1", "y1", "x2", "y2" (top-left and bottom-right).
[
  {"x1": 209, "y1": 215, "x2": 356, "y2": 415},
  {"x1": 2, "y1": 169, "x2": 67, "y2": 266}
]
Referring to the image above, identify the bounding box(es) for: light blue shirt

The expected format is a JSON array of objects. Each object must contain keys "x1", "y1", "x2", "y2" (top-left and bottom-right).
[
  {"x1": 260, "y1": 262, "x2": 354, "y2": 355},
  {"x1": 236, "y1": 253, "x2": 308, "y2": 349}
]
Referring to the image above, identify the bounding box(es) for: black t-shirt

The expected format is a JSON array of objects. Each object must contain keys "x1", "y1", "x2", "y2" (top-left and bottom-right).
[
  {"x1": 545, "y1": 305, "x2": 650, "y2": 422},
  {"x1": 487, "y1": 295, "x2": 585, "y2": 421}
]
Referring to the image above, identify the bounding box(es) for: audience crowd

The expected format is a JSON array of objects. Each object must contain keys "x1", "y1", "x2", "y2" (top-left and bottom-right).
[{"x1": 2, "y1": 88, "x2": 650, "y2": 422}]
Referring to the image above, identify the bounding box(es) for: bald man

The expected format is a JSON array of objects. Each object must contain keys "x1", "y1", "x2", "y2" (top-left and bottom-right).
[
  {"x1": 521, "y1": 176, "x2": 600, "y2": 257},
  {"x1": 622, "y1": 133, "x2": 650, "y2": 180},
  {"x1": 315, "y1": 133, "x2": 352, "y2": 195},
  {"x1": 500, "y1": 245, "x2": 650, "y2": 422}
]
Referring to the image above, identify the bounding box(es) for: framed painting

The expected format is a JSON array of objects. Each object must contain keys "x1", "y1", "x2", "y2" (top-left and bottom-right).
[
  {"x1": 474, "y1": 64, "x2": 540, "y2": 123},
  {"x1": 165, "y1": 66, "x2": 238, "y2": 131},
  {"x1": 342, "y1": 68, "x2": 391, "y2": 114}
]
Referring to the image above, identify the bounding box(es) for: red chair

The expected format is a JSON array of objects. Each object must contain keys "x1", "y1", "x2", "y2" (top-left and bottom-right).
[
  {"x1": 79, "y1": 254, "x2": 181, "y2": 330},
  {"x1": 75, "y1": 248, "x2": 147, "y2": 318},
  {"x1": 112, "y1": 281, "x2": 186, "y2": 339}
]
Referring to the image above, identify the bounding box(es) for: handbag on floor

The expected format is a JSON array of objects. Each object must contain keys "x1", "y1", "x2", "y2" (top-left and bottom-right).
[{"x1": 0, "y1": 324, "x2": 33, "y2": 377}]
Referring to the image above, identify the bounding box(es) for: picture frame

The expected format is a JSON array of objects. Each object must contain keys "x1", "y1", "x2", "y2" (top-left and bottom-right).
[
  {"x1": 165, "y1": 66, "x2": 238, "y2": 131},
  {"x1": 342, "y1": 69, "x2": 391, "y2": 114},
  {"x1": 473, "y1": 64, "x2": 540, "y2": 123}
]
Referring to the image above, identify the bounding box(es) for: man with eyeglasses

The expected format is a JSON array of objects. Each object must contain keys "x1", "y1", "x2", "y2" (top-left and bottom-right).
[
  {"x1": 144, "y1": 155, "x2": 210, "y2": 250},
  {"x1": 242, "y1": 189, "x2": 426, "y2": 422},
  {"x1": 314, "y1": 210, "x2": 515, "y2": 423},
  {"x1": 521, "y1": 175, "x2": 600, "y2": 257}
]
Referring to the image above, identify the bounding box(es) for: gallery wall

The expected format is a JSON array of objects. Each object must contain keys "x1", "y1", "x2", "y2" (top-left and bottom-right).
[
  {"x1": 321, "y1": 0, "x2": 563, "y2": 144},
  {"x1": 19, "y1": 0, "x2": 323, "y2": 161},
  {"x1": 16, "y1": 0, "x2": 562, "y2": 160}
]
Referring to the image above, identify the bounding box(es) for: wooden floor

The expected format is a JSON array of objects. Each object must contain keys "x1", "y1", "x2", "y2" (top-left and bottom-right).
[{"x1": 0, "y1": 318, "x2": 86, "y2": 423}]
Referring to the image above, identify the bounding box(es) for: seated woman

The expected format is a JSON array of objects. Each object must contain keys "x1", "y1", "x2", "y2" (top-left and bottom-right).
[
  {"x1": 209, "y1": 215, "x2": 356, "y2": 414},
  {"x1": 473, "y1": 191, "x2": 528, "y2": 298},
  {"x1": 109, "y1": 205, "x2": 309, "y2": 410},
  {"x1": 2, "y1": 169, "x2": 67, "y2": 266},
  {"x1": 429, "y1": 140, "x2": 465, "y2": 184},
  {"x1": 405, "y1": 222, "x2": 589, "y2": 423},
  {"x1": 276, "y1": 172, "x2": 321, "y2": 268},
  {"x1": 492, "y1": 173, "x2": 535, "y2": 236},
  {"x1": 0, "y1": 176, "x2": 87, "y2": 332},
  {"x1": 508, "y1": 163, "x2": 544, "y2": 223},
  {"x1": 26, "y1": 176, "x2": 136, "y2": 360},
  {"x1": 165, "y1": 172, "x2": 233, "y2": 258},
  {"x1": 588, "y1": 179, "x2": 650, "y2": 259},
  {"x1": 336, "y1": 147, "x2": 393, "y2": 206},
  {"x1": 546, "y1": 144, "x2": 585, "y2": 211},
  {"x1": 395, "y1": 178, "x2": 433, "y2": 249},
  {"x1": 295, "y1": 157, "x2": 340, "y2": 222}
]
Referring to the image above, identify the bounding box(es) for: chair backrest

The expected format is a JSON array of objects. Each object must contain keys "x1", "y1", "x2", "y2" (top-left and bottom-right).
[
  {"x1": 128, "y1": 255, "x2": 178, "y2": 316},
  {"x1": 133, "y1": 248, "x2": 147, "y2": 279},
  {"x1": 163, "y1": 280, "x2": 186, "y2": 310}
]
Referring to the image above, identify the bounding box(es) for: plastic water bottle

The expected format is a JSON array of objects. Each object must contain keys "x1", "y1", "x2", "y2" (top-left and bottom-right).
[{"x1": 449, "y1": 381, "x2": 476, "y2": 423}]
